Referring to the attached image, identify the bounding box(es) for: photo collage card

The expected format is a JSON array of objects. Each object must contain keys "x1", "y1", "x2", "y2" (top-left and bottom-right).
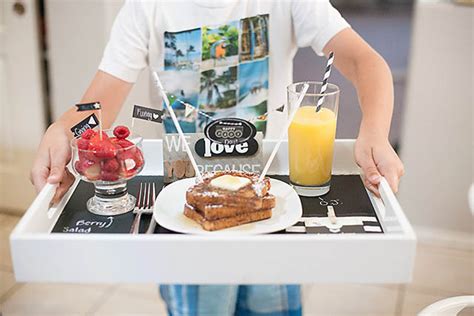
[{"x1": 161, "y1": 14, "x2": 269, "y2": 134}]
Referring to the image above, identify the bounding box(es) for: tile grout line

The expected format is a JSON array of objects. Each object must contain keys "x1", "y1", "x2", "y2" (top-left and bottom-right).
[
  {"x1": 394, "y1": 284, "x2": 407, "y2": 316},
  {"x1": 86, "y1": 284, "x2": 119, "y2": 315}
]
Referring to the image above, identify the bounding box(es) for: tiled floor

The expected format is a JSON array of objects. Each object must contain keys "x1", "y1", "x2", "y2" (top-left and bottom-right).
[{"x1": 0, "y1": 212, "x2": 473, "y2": 316}]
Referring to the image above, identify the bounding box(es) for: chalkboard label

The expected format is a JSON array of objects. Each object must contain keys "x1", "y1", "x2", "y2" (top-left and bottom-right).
[
  {"x1": 70, "y1": 114, "x2": 99, "y2": 137},
  {"x1": 132, "y1": 105, "x2": 163, "y2": 123},
  {"x1": 62, "y1": 217, "x2": 114, "y2": 234}
]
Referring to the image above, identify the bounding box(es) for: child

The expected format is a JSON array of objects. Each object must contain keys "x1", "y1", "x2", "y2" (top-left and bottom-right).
[{"x1": 31, "y1": 1, "x2": 404, "y2": 315}]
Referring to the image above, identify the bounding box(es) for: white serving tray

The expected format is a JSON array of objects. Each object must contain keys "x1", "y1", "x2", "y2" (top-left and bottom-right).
[{"x1": 10, "y1": 139, "x2": 416, "y2": 284}]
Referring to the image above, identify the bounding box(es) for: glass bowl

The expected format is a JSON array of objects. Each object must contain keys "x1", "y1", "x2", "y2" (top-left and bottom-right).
[{"x1": 71, "y1": 129, "x2": 144, "y2": 216}]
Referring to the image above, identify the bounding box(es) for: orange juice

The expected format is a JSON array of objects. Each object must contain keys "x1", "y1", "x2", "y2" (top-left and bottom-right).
[{"x1": 288, "y1": 106, "x2": 337, "y2": 186}]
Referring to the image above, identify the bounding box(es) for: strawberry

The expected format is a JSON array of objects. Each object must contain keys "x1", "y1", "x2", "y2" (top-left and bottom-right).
[
  {"x1": 81, "y1": 129, "x2": 96, "y2": 140},
  {"x1": 100, "y1": 170, "x2": 119, "y2": 182},
  {"x1": 90, "y1": 140, "x2": 117, "y2": 159},
  {"x1": 113, "y1": 125, "x2": 130, "y2": 139},
  {"x1": 102, "y1": 158, "x2": 119, "y2": 172},
  {"x1": 79, "y1": 150, "x2": 100, "y2": 162}
]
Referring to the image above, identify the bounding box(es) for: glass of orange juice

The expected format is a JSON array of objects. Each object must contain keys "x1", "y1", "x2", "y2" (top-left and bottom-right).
[{"x1": 287, "y1": 82, "x2": 339, "y2": 196}]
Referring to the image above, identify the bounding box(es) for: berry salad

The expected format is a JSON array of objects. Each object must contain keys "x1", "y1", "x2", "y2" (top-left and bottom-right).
[{"x1": 72, "y1": 126, "x2": 144, "y2": 182}]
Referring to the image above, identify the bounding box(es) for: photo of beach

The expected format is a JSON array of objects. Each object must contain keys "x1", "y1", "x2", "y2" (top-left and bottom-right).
[
  {"x1": 238, "y1": 58, "x2": 268, "y2": 108},
  {"x1": 201, "y1": 21, "x2": 239, "y2": 70},
  {"x1": 164, "y1": 28, "x2": 201, "y2": 71}
]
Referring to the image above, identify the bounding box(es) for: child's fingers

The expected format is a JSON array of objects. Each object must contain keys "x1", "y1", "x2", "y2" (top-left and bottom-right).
[
  {"x1": 52, "y1": 169, "x2": 75, "y2": 204},
  {"x1": 30, "y1": 166, "x2": 49, "y2": 193},
  {"x1": 381, "y1": 169, "x2": 400, "y2": 193},
  {"x1": 357, "y1": 152, "x2": 381, "y2": 185},
  {"x1": 30, "y1": 152, "x2": 50, "y2": 193},
  {"x1": 47, "y1": 146, "x2": 70, "y2": 184},
  {"x1": 362, "y1": 175, "x2": 380, "y2": 197}
]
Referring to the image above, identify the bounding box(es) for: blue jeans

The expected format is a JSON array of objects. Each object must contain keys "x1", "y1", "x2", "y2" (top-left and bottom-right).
[{"x1": 160, "y1": 285, "x2": 302, "y2": 316}]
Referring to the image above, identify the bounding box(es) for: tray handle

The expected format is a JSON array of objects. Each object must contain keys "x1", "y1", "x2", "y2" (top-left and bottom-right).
[
  {"x1": 378, "y1": 176, "x2": 416, "y2": 237},
  {"x1": 41, "y1": 183, "x2": 58, "y2": 207}
]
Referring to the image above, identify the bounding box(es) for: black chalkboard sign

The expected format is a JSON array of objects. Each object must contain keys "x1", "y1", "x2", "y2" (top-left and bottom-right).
[
  {"x1": 52, "y1": 175, "x2": 382, "y2": 234},
  {"x1": 52, "y1": 176, "x2": 173, "y2": 234}
]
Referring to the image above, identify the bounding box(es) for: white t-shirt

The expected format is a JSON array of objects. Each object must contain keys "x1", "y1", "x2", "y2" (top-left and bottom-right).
[{"x1": 99, "y1": 0, "x2": 349, "y2": 138}]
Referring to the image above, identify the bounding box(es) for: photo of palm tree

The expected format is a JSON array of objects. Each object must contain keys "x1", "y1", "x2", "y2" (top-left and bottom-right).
[
  {"x1": 164, "y1": 28, "x2": 201, "y2": 71},
  {"x1": 240, "y1": 14, "x2": 269, "y2": 62},
  {"x1": 201, "y1": 22, "x2": 239, "y2": 70},
  {"x1": 198, "y1": 65, "x2": 237, "y2": 111}
]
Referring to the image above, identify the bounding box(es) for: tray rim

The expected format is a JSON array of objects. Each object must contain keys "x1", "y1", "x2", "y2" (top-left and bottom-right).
[
  {"x1": 11, "y1": 139, "x2": 415, "y2": 241},
  {"x1": 9, "y1": 139, "x2": 417, "y2": 284}
]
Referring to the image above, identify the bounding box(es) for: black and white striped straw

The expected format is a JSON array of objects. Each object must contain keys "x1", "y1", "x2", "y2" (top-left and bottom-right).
[{"x1": 316, "y1": 51, "x2": 335, "y2": 112}]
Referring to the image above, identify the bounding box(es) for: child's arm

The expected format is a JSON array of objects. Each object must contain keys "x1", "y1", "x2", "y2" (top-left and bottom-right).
[
  {"x1": 30, "y1": 71, "x2": 132, "y2": 202},
  {"x1": 323, "y1": 28, "x2": 404, "y2": 195}
]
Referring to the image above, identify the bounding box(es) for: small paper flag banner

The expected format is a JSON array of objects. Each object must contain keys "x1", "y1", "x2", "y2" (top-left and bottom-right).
[
  {"x1": 132, "y1": 105, "x2": 163, "y2": 123},
  {"x1": 184, "y1": 103, "x2": 195, "y2": 118},
  {"x1": 172, "y1": 97, "x2": 285, "y2": 126},
  {"x1": 175, "y1": 99, "x2": 214, "y2": 121},
  {"x1": 75, "y1": 102, "x2": 101, "y2": 112}
]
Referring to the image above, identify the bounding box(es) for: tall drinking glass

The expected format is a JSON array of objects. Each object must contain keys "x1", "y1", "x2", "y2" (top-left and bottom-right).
[{"x1": 287, "y1": 82, "x2": 339, "y2": 196}]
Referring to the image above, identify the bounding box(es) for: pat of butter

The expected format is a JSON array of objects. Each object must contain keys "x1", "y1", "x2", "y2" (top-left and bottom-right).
[{"x1": 210, "y1": 175, "x2": 251, "y2": 191}]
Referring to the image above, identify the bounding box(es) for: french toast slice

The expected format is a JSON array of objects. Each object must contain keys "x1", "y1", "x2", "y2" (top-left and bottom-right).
[
  {"x1": 184, "y1": 204, "x2": 272, "y2": 231},
  {"x1": 185, "y1": 171, "x2": 271, "y2": 209},
  {"x1": 187, "y1": 195, "x2": 276, "y2": 220}
]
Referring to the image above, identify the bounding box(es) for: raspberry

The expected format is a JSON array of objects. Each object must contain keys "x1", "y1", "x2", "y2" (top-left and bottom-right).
[
  {"x1": 102, "y1": 158, "x2": 119, "y2": 172},
  {"x1": 113, "y1": 125, "x2": 130, "y2": 139},
  {"x1": 79, "y1": 150, "x2": 100, "y2": 162},
  {"x1": 77, "y1": 138, "x2": 90, "y2": 150},
  {"x1": 94, "y1": 143, "x2": 117, "y2": 159},
  {"x1": 100, "y1": 170, "x2": 119, "y2": 182},
  {"x1": 81, "y1": 129, "x2": 96, "y2": 140}
]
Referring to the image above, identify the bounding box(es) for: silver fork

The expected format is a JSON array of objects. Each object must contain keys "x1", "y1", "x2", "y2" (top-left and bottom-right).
[{"x1": 130, "y1": 182, "x2": 156, "y2": 234}]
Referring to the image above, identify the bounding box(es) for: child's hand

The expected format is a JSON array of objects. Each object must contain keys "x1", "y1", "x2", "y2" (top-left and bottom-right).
[
  {"x1": 30, "y1": 123, "x2": 75, "y2": 203},
  {"x1": 354, "y1": 134, "x2": 404, "y2": 196}
]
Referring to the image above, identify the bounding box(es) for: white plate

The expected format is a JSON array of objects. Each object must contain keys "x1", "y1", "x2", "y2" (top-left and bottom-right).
[{"x1": 154, "y1": 178, "x2": 302, "y2": 235}]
